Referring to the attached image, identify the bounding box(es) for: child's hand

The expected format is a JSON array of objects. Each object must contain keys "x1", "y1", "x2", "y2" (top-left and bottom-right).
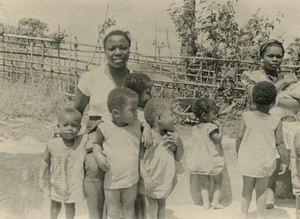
[
  {"x1": 142, "y1": 125, "x2": 153, "y2": 148},
  {"x1": 162, "y1": 135, "x2": 177, "y2": 152},
  {"x1": 166, "y1": 131, "x2": 181, "y2": 147},
  {"x1": 143, "y1": 176, "x2": 155, "y2": 192},
  {"x1": 98, "y1": 153, "x2": 111, "y2": 172},
  {"x1": 38, "y1": 179, "x2": 46, "y2": 192},
  {"x1": 278, "y1": 163, "x2": 288, "y2": 175}
]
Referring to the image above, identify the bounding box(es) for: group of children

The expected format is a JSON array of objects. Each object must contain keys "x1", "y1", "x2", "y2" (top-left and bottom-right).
[{"x1": 38, "y1": 71, "x2": 300, "y2": 219}]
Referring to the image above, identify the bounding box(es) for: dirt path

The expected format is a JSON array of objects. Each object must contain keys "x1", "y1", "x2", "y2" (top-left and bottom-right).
[{"x1": 0, "y1": 119, "x2": 296, "y2": 219}]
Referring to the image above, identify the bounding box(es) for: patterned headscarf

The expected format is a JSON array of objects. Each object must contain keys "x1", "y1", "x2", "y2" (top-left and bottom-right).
[{"x1": 259, "y1": 39, "x2": 285, "y2": 58}]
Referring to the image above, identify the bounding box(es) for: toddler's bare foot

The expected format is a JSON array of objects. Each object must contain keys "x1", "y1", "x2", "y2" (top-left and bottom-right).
[
  {"x1": 211, "y1": 203, "x2": 224, "y2": 209},
  {"x1": 203, "y1": 203, "x2": 210, "y2": 210}
]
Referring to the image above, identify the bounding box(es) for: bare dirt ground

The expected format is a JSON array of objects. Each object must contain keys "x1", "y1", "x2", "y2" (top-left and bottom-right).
[{"x1": 0, "y1": 116, "x2": 296, "y2": 219}]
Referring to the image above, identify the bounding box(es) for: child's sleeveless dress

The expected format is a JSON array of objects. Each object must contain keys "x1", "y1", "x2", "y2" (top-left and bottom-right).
[
  {"x1": 186, "y1": 123, "x2": 232, "y2": 206},
  {"x1": 138, "y1": 130, "x2": 178, "y2": 199},
  {"x1": 99, "y1": 120, "x2": 141, "y2": 190},
  {"x1": 48, "y1": 135, "x2": 87, "y2": 203},
  {"x1": 237, "y1": 111, "x2": 281, "y2": 177},
  {"x1": 186, "y1": 123, "x2": 224, "y2": 175}
]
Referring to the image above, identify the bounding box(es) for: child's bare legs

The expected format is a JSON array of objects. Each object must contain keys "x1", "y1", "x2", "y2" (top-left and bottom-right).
[
  {"x1": 105, "y1": 189, "x2": 121, "y2": 219},
  {"x1": 199, "y1": 174, "x2": 210, "y2": 210},
  {"x1": 157, "y1": 199, "x2": 166, "y2": 219},
  {"x1": 266, "y1": 159, "x2": 280, "y2": 209},
  {"x1": 105, "y1": 184, "x2": 137, "y2": 219},
  {"x1": 84, "y1": 153, "x2": 105, "y2": 219},
  {"x1": 189, "y1": 174, "x2": 202, "y2": 205},
  {"x1": 241, "y1": 176, "x2": 255, "y2": 217},
  {"x1": 255, "y1": 177, "x2": 269, "y2": 219},
  {"x1": 84, "y1": 131, "x2": 105, "y2": 219},
  {"x1": 65, "y1": 203, "x2": 75, "y2": 219},
  {"x1": 135, "y1": 193, "x2": 145, "y2": 219},
  {"x1": 121, "y1": 184, "x2": 137, "y2": 219},
  {"x1": 50, "y1": 200, "x2": 61, "y2": 219},
  {"x1": 296, "y1": 195, "x2": 300, "y2": 219},
  {"x1": 145, "y1": 196, "x2": 158, "y2": 219},
  {"x1": 211, "y1": 173, "x2": 223, "y2": 209}
]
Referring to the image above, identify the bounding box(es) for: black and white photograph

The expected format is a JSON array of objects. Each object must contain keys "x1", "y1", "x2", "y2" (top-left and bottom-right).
[{"x1": 0, "y1": 0, "x2": 300, "y2": 218}]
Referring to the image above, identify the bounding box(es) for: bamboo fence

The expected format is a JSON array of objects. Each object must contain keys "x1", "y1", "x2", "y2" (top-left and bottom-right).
[{"x1": 0, "y1": 33, "x2": 299, "y2": 98}]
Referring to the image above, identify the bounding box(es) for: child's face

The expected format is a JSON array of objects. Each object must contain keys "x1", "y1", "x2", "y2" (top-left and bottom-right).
[
  {"x1": 58, "y1": 114, "x2": 81, "y2": 141},
  {"x1": 159, "y1": 105, "x2": 175, "y2": 132},
  {"x1": 262, "y1": 45, "x2": 283, "y2": 71},
  {"x1": 139, "y1": 83, "x2": 152, "y2": 108},
  {"x1": 205, "y1": 110, "x2": 217, "y2": 123},
  {"x1": 118, "y1": 97, "x2": 139, "y2": 125}
]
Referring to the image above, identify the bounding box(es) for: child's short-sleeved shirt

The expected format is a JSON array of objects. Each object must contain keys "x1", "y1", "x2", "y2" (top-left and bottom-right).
[
  {"x1": 237, "y1": 111, "x2": 280, "y2": 178},
  {"x1": 48, "y1": 135, "x2": 87, "y2": 203},
  {"x1": 186, "y1": 123, "x2": 225, "y2": 175},
  {"x1": 99, "y1": 120, "x2": 141, "y2": 189}
]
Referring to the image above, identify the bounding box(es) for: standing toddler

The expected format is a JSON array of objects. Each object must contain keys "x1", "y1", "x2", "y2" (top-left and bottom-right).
[
  {"x1": 236, "y1": 81, "x2": 289, "y2": 219},
  {"x1": 186, "y1": 98, "x2": 225, "y2": 210},
  {"x1": 138, "y1": 98, "x2": 184, "y2": 219},
  {"x1": 39, "y1": 107, "x2": 88, "y2": 219}
]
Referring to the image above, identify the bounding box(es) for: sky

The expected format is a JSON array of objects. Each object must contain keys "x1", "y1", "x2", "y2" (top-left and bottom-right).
[{"x1": 0, "y1": 0, "x2": 299, "y2": 56}]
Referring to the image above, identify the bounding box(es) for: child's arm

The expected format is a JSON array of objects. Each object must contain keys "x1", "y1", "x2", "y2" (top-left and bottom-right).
[
  {"x1": 275, "y1": 120, "x2": 289, "y2": 175},
  {"x1": 140, "y1": 121, "x2": 153, "y2": 148},
  {"x1": 93, "y1": 127, "x2": 110, "y2": 172},
  {"x1": 210, "y1": 120, "x2": 223, "y2": 144},
  {"x1": 294, "y1": 132, "x2": 300, "y2": 174},
  {"x1": 139, "y1": 143, "x2": 155, "y2": 191},
  {"x1": 167, "y1": 131, "x2": 184, "y2": 161},
  {"x1": 236, "y1": 116, "x2": 246, "y2": 154},
  {"x1": 38, "y1": 146, "x2": 51, "y2": 192}
]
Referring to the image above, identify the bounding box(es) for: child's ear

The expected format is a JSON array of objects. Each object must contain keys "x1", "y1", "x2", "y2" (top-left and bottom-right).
[
  {"x1": 202, "y1": 112, "x2": 207, "y2": 120},
  {"x1": 112, "y1": 109, "x2": 120, "y2": 117}
]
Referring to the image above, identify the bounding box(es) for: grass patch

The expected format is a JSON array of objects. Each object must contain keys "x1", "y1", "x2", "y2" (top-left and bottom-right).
[{"x1": 0, "y1": 80, "x2": 68, "y2": 120}]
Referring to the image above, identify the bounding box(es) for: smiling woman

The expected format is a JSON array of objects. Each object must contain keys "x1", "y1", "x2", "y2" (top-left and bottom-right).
[{"x1": 73, "y1": 27, "x2": 132, "y2": 219}]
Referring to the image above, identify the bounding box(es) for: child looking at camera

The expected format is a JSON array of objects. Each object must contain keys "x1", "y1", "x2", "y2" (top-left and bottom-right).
[
  {"x1": 93, "y1": 87, "x2": 151, "y2": 219},
  {"x1": 39, "y1": 107, "x2": 89, "y2": 219}
]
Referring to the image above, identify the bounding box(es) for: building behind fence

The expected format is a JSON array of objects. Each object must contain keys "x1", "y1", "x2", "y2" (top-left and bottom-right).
[{"x1": 0, "y1": 33, "x2": 299, "y2": 99}]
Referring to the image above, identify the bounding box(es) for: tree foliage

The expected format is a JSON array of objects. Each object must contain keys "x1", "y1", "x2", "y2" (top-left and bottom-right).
[
  {"x1": 168, "y1": 0, "x2": 283, "y2": 60},
  {"x1": 17, "y1": 18, "x2": 49, "y2": 37},
  {"x1": 168, "y1": 0, "x2": 197, "y2": 57},
  {"x1": 286, "y1": 38, "x2": 300, "y2": 64}
]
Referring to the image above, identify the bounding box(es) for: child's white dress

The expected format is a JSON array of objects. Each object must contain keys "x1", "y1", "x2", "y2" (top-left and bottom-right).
[
  {"x1": 138, "y1": 130, "x2": 177, "y2": 199},
  {"x1": 186, "y1": 123, "x2": 225, "y2": 175},
  {"x1": 237, "y1": 111, "x2": 281, "y2": 177},
  {"x1": 48, "y1": 135, "x2": 87, "y2": 203}
]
